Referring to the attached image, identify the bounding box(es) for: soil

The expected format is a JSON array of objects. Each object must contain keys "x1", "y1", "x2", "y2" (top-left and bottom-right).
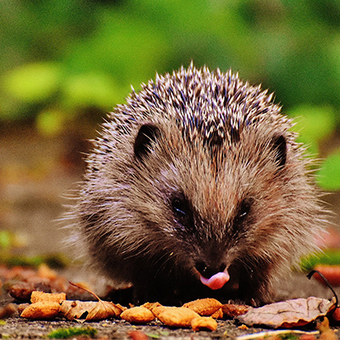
[
  {"x1": 0, "y1": 318, "x2": 266, "y2": 340},
  {"x1": 0, "y1": 124, "x2": 340, "y2": 338}
]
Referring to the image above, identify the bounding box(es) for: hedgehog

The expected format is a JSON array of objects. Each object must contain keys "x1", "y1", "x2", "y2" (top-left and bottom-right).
[{"x1": 71, "y1": 64, "x2": 326, "y2": 306}]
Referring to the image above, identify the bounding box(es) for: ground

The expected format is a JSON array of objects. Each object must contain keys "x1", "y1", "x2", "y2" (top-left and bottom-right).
[
  {"x1": 0, "y1": 271, "x2": 339, "y2": 339},
  {"x1": 0, "y1": 318, "x2": 265, "y2": 339}
]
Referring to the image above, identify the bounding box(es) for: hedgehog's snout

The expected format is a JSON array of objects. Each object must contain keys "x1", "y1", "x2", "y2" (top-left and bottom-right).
[
  {"x1": 195, "y1": 260, "x2": 230, "y2": 290},
  {"x1": 195, "y1": 260, "x2": 226, "y2": 278}
]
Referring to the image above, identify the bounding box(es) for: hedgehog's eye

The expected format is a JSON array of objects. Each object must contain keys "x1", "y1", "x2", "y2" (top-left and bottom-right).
[
  {"x1": 171, "y1": 197, "x2": 190, "y2": 217},
  {"x1": 170, "y1": 193, "x2": 194, "y2": 230},
  {"x1": 235, "y1": 199, "x2": 252, "y2": 223}
]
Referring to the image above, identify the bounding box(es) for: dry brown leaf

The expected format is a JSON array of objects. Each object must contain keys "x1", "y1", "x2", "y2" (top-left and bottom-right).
[
  {"x1": 127, "y1": 330, "x2": 149, "y2": 340},
  {"x1": 238, "y1": 324, "x2": 248, "y2": 330},
  {"x1": 0, "y1": 303, "x2": 18, "y2": 319},
  {"x1": 20, "y1": 301, "x2": 61, "y2": 320},
  {"x1": 8, "y1": 281, "x2": 51, "y2": 302},
  {"x1": 314, "y1": 265, "x2": 340, "y2": 287},
  {"x1": 153, "y1": 306, "x2": 200, "y2": 327},
  {"x1": 222, "y1": 303, "x2": 250, "y2": 318},
  {"x1": 237, "y1": 297, "x2": 336, "y2": 328},
  {"x1": 142, "y1": 302, "x2": 162, "y2": 312},
  {"x1": 7, "y1": 275, "x2": 94, "y2": 302},
  {"x1": 60, "y1": 300, "x2": 90, "y2": 320},
  {"x1": 60, "y1": 299, "x2": 123, "y2": 321},
  {"x1": 0, "y1": 265, "x2": 37, "y2": 281},
  {"x1": 59, "y1": 281, "x2": 125, "y2": 321},
  {"x1": 20, "y1": 291, "x2": 66, "y2": 320},
  {"x1": 120, "y1": 306, "x2": 155, "y2": 324},
  {"x1": 317, "y1": 317, "x2": 337, "y2": 340},
  {"x1": 86, "y1": 300, "x2": 123, "y2": 321},
  {"x1": 31, "y1": 291, "x2": 66, "y2": 304},
  {"x1": 236, "y1": 330, "x2": 319, "y2": 340},
  {"x1": 191, "y1": 316, "x2": 217, "y2": 331},
  {"x1": 37, "y1": 263, "x2": 58, "y2": 280},
  {"x1": 331, "y1": 307, "x2": 340, "y2": 322},
  {"x1": 183, "y1": 298, "x2": 222, "y2": 316},
  {"x1": 149, "y1": 305, "x2": 167, "y2": 317},
  {"x1": 300, "y1": 335, "x2": 317, "y2": 340},
  {"x1": 211, "y1": 308, "x2": 223, "y2": 319}
]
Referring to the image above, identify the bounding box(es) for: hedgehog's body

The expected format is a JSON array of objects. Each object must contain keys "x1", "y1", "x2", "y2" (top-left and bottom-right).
[{"x1": 73, "y1": 65, "x2": 325, "y2": 305}]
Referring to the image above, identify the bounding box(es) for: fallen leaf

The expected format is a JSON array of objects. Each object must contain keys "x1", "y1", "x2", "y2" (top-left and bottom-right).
[
  {"x1": 60, "y1": 299, "x2": 123, "y2": 321},
  {"x1": 0, "y1": 303, "x2": 18, "y2": 319},
  {"x1": 37, "y1": 263, "x2": 57, "y2": 280},
  {"x1": 0, "y1": 266, "x2": 37, "y2": 281},
  {"x1": 86, "y1": 300, "x2": 123, "y2": 321},
  {"x1": 183, "y1": 298, "x2": 222, "y2": 316},
  {"x1": 60, "y1": 300, "x2": 91, "y2": 320},
  {"x1": 317, "y1": 317, "x2": 337, "y2": 340},
  {"x1": 127, "y1": 330, "x2": 149, "y2": 340},
  {"x1": 238, "y1": 324, "x2": 248, "y2": 330},
  {"x1": 153, "y1": 306, "x2": 200, "y2": 327},
  {"x1": 297, "y1": 335, "x2": 317, "y2": 340},
  {"x1": 211, "y1": 308, "x2": 223, "y2": 319},
  {"x1": 7, "y1": 276, "x2": 94, "y2": 302},
  {"x1": 313, "y1": 265, "x2": 340, "y2": 286},
  {"x1": 222, "y1": 303, "x2": 250, "y2": 318},
  {"x1": 20, "y1": 301, "x2": 61, "y2": 320},
  {"x1": 31, "y1": 291, "x2": 66, "y2": 304},
  {"x1": 142, "y1": 302, "x2": 162, "y2": 312},
  {"x1": 331, "y1": 306, "x2": 340, "y2": 322},
  {"x1": 235, "y1": 330, "x2": 319, "y2": 340},
  {"x1": 120, "y1": 306, "x2": 155, "y2": 324},
  {"x1": 237, "y1": 297, "x2": 336, "y2": 328},
  {"x1": 8, "y1": 281, "x2": 51, "y2": 302},
  {"x1": 191, "y1": 316, "x2": 217, "y2": 331}
]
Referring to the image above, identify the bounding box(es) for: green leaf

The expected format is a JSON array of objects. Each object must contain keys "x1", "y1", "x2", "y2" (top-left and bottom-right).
[
  {"x1": 300, "y1": 249, "x2": 340, "y2": 272},
  {"x1": 2, "y1": 62, "x2": 61, "y2": 103},
  {"x1": 36, "y1": 109, "x2": 66, "y2": 137},
  {"x1": 316, "y1": 151, "x2": 340, "y2": 190},
  {"x1": 0, "y1": 231, "x2": 12, "y2": 250},
  {"x1": 62, "y1": 73, "x2": 122, "y2": 109},
  {"x1": 47, "y1": 327, "x2": 97, "y2": 339},
  {"x1": 288, "y1": 105, "x2": 337, "y2": 143}
]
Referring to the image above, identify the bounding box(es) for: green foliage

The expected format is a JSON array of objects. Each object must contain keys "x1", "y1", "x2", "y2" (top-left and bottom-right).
[
  {"x1": 36, "y1": 109, "x2": 67, "y2": 137},
  {"x1": 300, "y1": 249, "x2": 340, "y2": 272},
  {"x1": 288, "y1": 105, "x2": 337, "y2": 143},
  {"x1": 288, "y1": 105, "x2": 337, "y2": 157},
  {"x1": 62, "y1": 72, "x2": 122, "y2": 109},
  {"x1": 278, "y1": 334, "x2": 299, "y2": 340},
  {"x1": 3, "y1": 62, "x2": 61, "y2": 103},
  {"x1": 1, "y1": 0, "x2": 340, "y2": 191},
  {"x1": 287, "y1": 106, "x2": 340, "y2": 192},
  {"x1": 0, "y1": 230, "x2": 69, "y2": 268},
  {"x1": 2, "y1": 253, "x2": 69, "y2": 269},
  {"x1": 316, "y1": 151, "x2": 340, "y2": 190},
  {"x1": 47, "y1": 326, "x2": 97, "y2": 339},
  {"x1": 0, "y1": 231, "x2": 13, "y2": 250}
]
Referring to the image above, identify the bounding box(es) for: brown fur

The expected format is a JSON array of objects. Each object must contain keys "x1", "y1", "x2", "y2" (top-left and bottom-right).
[{"x1": 70, "y1": 65, "x2": 326, "y2": 305}]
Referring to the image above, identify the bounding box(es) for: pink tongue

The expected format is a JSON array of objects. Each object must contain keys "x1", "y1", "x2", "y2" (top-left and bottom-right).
[{"x1": 200, "y1": 271, "x2": 230, "y2": 290}]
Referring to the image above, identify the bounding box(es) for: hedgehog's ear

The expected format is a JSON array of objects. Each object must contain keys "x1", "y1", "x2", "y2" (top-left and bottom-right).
[
  {"x1": 134, "y1": 123, "x2": 160, "y2": 160},
  {"x1": 272, "y1": 134, "x2": 287, "y2": 170}
]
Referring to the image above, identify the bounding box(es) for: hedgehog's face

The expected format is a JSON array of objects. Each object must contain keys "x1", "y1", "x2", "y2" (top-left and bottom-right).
[{"x1": 132, "y1": 120, "x2": 291, "y2": 291}]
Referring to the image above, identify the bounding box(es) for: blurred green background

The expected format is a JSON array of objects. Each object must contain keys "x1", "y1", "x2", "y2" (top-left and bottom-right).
[{"x1": 1, "y1": 0, "x2": 340, "y2": 256}]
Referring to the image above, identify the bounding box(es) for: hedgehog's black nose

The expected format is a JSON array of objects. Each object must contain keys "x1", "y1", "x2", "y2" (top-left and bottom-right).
[{"x1": 195, "y1": 261, "x2": 226, "y2": 278}]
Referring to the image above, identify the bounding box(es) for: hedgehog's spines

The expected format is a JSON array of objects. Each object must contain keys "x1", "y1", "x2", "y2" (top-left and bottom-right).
[
  {"x1": 113, "y1": 65, "x2": 287, "y2": 149},
  {"x1": 72, "y1": 65, "x2": 327, "y2": 305}
]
